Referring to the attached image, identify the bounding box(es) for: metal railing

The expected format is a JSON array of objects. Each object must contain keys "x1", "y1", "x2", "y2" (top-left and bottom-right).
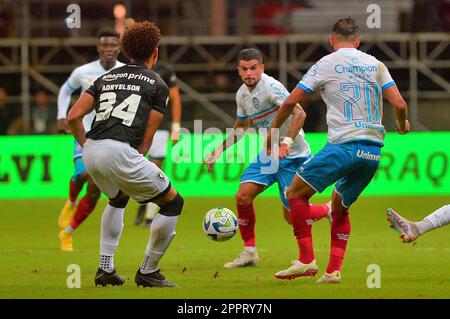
[{"x1": 1, "y1": 33, "x2": 449, "y2": 129}]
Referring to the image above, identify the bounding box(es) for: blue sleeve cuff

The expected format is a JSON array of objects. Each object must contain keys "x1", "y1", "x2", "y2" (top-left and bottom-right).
[
  {"x1": 237, "y1": 114, "x2": 248, "y2": 120},
  {"x1": 296, "y1": 82, "x2": 313, "y2": 94},
  {"x1": 382, "y1": 81, "x2": 396, "y2": 90},
  {"x1": 67, "y1": 80, "x2": 77, "y2": 91}
]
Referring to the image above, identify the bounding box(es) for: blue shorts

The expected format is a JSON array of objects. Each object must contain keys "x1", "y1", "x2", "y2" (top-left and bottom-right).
[
  {"x1": 297, "y1": 141, "x2": 381, "y2": 208},
  {"x1": 240, "y1": 151, "x2": 310, "y2": 208},
  {"x1": 72, "y1": 140, "x2": 86, "y2": 181}
]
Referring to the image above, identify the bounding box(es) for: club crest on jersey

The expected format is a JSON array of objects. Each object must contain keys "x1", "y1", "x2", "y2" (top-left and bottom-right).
[
  {"x1": 156, "y1": 172, "x2": 165, "y2": 182},
  {"x1": 252, "y1": 97, "x2": 260, "y2": 108}
]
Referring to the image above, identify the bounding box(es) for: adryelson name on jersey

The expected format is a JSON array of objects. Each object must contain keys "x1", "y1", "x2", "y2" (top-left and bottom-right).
[
  {"x1": 102, "y1": 84, "x2": 141, "y2": 92},
  {"x1": 102, "y1": 72, "x2": 156, "y2": 84}
]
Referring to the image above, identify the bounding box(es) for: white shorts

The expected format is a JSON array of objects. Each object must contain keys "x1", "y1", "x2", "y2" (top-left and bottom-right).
[
  {"x1": 148, "y1": 130, "x2": 169, "y2": 159},
  {"x1": 82, "y1": 138, "x2": 170, "y2": 203}
]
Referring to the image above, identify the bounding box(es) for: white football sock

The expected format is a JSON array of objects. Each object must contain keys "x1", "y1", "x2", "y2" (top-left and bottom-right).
[
  {"x1": 140, "y1": 214, "x2": 179, "y2": 274},
  {"x1": 99, "y1": 204, "x2": 124, "y2": 273},
  {"x1": 244, "y1": 246, "x2": 256, "y2": 254},
  {"x1": 145, "y1": 202, "x2": 160, "y2": 220},
  {"x1": 64, "y1": 225, "x2": 74, "y2": 234},
  {"x1": 69, "y1": 199, "x2": 78, "y2": 206},
  {"x1": 99, "y1": 255, "x2": 114, "y2": 273},
  {"x1": 416, "y1": 204, "x2": 450, "y2": 235}
]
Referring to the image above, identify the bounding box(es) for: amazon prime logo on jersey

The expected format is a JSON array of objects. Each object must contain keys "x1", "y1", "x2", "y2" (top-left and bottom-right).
[
  {"x1": 252, "y1": 97, "x2": 260, "y2": 108},
  {"x1": 103, "y1": 73, "x2": 128, "y2": 82}
]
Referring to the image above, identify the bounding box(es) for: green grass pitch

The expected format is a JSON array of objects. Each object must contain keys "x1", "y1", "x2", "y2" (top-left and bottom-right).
[{"x1": 0, "y1": 196, "x2": 449, "y2": 299}]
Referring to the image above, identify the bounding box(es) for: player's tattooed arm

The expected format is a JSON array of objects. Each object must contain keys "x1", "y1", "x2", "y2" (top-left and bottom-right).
[
  {"x1": 267, "y1": 86, "x2": 307, "y2": 155},
  {"x1": 383, "y1": 85, "x2": 410, "y2": 134},
  {"x1": 138, "y1": 109, "x2": 164, "y2": 155},
  {"x1": 279, "y1": 104, "x2": 306, "y2": 159},
  {"x1": 286, "y1": 104, "x2": 306, "y2": 139},
  {"x1": 67, "y1": 92, "x2": 95, "y2": 147}
]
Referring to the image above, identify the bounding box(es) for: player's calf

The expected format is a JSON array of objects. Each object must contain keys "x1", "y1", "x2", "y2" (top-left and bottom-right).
[
  {"x1": 86, "y1": 179, "x2": 101, "y2": 204},
  {"x1": 137, "y1": 190, "x2": 183, "y2": 288}
]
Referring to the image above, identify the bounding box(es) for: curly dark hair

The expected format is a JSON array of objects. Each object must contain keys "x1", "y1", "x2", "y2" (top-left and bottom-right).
[{"x1": 121, "y1": 21, "x2": 161, "y2": 63}]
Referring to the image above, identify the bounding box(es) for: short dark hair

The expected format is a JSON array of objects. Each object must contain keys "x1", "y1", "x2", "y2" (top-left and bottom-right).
[
  {"x1": 237, "y1": 48, "x2": 263, "y2": 63},
  {"x1": 332, "y1": 17, "x2": 359, "y2": 38},
  {"x1": 96, "y1": 27, "x2": 119, "y2": 39},
  {"x1": 121, "y1": 21, "x2": 161, "y2": 63}
]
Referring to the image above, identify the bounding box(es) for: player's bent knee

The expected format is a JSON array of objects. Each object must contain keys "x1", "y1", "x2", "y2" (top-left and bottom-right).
[
  {"x1": 159, "y1": 193, "x2": 184, "y2": 216},
  {"x1": 286, "y1": 188, "x2": 298, "y2": 200},
  {"x1": 88, "y1": 189, "x2": 101, "y2": 202},
  {"x1": 74, "y1": 173, "x2": 88, "y2": 185},
  {"x1": 235, "y1": 191, "x2": 253, "y2": 205},
  {"x1": 109, "y1": 195, "x2": 130, "y2": 209}
]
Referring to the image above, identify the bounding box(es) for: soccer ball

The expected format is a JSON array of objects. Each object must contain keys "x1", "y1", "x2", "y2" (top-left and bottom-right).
[{"x1": 202, "y1": 207, "x2": 238, "y2": 242}]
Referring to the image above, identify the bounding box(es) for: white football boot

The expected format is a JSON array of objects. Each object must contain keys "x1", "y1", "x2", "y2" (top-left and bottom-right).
[
  {"x1": 386, "y1": 208, "x2": 419, "y2": 243},
  {"x1": 224, "y1": 250, "x2": 260, "y2": 268},
  {"x1": 275, "y1": 260, "x2": 318, "y2": 280}
]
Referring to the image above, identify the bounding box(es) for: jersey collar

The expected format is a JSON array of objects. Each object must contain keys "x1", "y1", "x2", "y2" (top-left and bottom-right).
[
  {"x1": 245, "y1": 73, "x2": 267, "y2": 94},
  {"x1": 97, "y1": 59, "x2": 122, "y2": 72},
  {"x1": 128, "y1": 61, "x2": 147, "y2": 68},
  {"x1": 337, "y1": 47, "x2": 357, "y2": 52}
]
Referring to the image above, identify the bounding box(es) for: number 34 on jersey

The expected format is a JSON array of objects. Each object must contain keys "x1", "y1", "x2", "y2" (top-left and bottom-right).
[{"x1": 95, "y1": 92, "x2": 142, "y2": 127}]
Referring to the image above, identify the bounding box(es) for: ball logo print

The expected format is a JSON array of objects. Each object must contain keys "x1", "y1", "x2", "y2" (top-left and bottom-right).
[
  {"x1": 202, "y1": 207, "x2": 238, "y2": 242},
  {"x1": 252, "y1": 97, "x2": 260, "y2": 108}
]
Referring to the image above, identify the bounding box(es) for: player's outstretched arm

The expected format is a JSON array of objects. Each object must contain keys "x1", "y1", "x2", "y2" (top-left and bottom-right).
[
  {"x1": 67, "y1": 92, "x2": 95, "y2": 147},
  {"x1": 203, "y1": 119, "x2": 250, "y2": 172},
  {"x1": 138, "y1": 109, "x2": 164, "y2": 155},
  {"x1": 57, "y1": 78, "x2": 80, "y2": 134},
  {"x1": 383, "y1": 85, "x2": 410, "y2": 134},
  {"x1": 169, "y1": 86, "x2": 182, "y2": 144},
  {"x1": 279, "y1": 104, "x2": 306, "y2": 159}
]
